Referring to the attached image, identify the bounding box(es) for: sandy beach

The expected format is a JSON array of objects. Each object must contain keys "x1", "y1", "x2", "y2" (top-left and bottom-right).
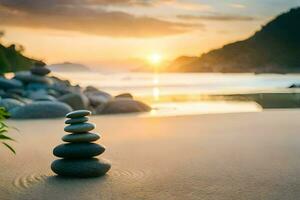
[{"x1": 1, "y1": 110, "x2": 300, "y2": 199}]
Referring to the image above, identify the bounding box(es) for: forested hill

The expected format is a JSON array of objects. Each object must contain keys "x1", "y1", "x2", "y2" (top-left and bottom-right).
[
  {"x1": 168, "y1": 7, "x2": 300, "y2": 73},
  {"x1": 0, "y1": 43, "x2": 44, "y2": 74}
]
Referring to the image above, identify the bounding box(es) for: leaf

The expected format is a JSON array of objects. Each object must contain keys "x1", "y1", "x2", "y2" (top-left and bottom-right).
[
  {"x1": 0, "y1": 107, "x2": 9, "y2": 119},
  {"x1": 0, "y1": 122, "x2": 8, "y2": 129},
  {"x1": 0, "y1": 134, "x2": 15, "y2": 141},
  {"x1": 0, "y1": 129, "x2": 8, "y2": 134},
  {"x1": 2, "y1": 142, "x2": 16, "y2": 154}
]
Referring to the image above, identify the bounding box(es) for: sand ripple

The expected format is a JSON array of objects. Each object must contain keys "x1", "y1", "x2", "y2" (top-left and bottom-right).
[
  {"x1": 13, "y1": 174, "x2": 49, "y2": 190},
  {"x1": 111, "y1": 168, "x2": 149, "y2": 180}
]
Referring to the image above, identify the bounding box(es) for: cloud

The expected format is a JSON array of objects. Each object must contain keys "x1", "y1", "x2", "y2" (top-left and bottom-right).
[
  {"x1": 0, "y1": 0, "x2": 197, "y2": 38},
  {"x1": 162, "y1": 1, "x2": 212, "y2": 11},
  {"x1": 177, "y1": 14, "x2": 256, "y2": 21},
  {"x1": 229, "y1": 3, "x2": 246, "y2": 9}
]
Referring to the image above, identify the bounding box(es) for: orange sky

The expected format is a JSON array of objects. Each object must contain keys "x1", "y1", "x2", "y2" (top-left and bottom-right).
[{"x1": 0, "y1": 0, "x2": 298, "y2": 69}]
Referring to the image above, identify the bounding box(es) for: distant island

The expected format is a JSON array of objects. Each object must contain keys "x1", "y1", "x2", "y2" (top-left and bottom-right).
[
  {"x1": 48, "y1": 62, "x2": 91, "y2": 72},
  {"x1": 0, "y1": 43, "x2": 44, "y2": 74},
  {"x1": 168, "y1": 7, "x2": 300, "y2": 73}
]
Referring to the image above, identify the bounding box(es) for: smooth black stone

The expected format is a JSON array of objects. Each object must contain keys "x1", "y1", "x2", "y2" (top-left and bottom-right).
[
  {"x1": 30, "y1": 67, "x2": 51, "y2": 76},
  {"x1": 62, "y1": 133, "x2": 100, "y2": 143},
  {"x1": 51, "y1": 158, "x2": 111, "y2": 178},
  {"x1": 64, "y1": 123, "x2": 95, "y2": 133},
  {"x1": 65, "y1": 117, "x2": 89, "y2": 124},
  {"x1": 53, "y1": 143, "x2": 105, "y2": 158},
  {"x1": 66, "y1": 110, "x2": 91, "y2": 118}
]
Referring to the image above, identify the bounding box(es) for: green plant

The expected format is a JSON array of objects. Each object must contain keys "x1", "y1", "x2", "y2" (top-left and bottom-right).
[{"x1": 0, "y1": 107, "x2": 15, "y2": 154}]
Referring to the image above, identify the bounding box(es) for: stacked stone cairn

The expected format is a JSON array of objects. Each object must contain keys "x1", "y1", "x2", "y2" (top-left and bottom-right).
[{"x1": 51, "y1": 110, "x2": 111, "y2": 178}]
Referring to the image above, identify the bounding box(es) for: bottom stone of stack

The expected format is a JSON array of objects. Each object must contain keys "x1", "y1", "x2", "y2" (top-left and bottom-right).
[{"x1": 51, "y1": 158, "x2": 111, "y2": 178}]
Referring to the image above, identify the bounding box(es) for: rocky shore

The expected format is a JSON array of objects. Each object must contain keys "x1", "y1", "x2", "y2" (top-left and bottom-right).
[{"x1": 0, "y1": 66, "x2": 151, "y2": 119}]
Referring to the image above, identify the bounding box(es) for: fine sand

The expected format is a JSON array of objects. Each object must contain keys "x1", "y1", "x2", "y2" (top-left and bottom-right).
[{"x1": 1, "y1": 110, "x2": 300, "y2": 200}]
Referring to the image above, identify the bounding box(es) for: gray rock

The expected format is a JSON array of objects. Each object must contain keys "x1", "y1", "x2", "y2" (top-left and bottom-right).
[
  {"x1": 84, "y1": 86, "x2": 100, "y2": 92},
  {"x1": 0, "y1": 92, "x2": 22, "y2": 101},
  {"x1": 115, "y1": 93, "x2": 133, "y2": 99},
  {"x1": 0, "y1": 98, "x2": 25, "y2": 111},
  {"x1": 10, "y1": 101, "x2": 72, "y2": 119},
  {"x1": 0, "y1": 89, "x2": 6, "y2": 96},
  {"x1": 33, "y1": 95, "x2": 56, "y2": 101},
  {"x1": 84, "y1": 86, "x2": 112, "y2": 107},
  {"x1": 29, "y1": 93, "x2": 56, "y2": 101},
  {"x1": 65, "y1": 117, "x2": 89, "y2": 124},
  {"x1": 87, "y1": 93, "x2": 112, "y2": 107},
  {"x1": 6, "y1": 88, "x2": 26, "y2": 96},
  {"x1": 0, "y1": 77, "x2": 23, "y2": 90},
  {"x1": 30, "y1": 66, "x2": 51, "y2": 76},
  {"x1": 99, "y1": 99, "x2": 151, "y2": 114},
  {"x1": 27, "y1": 90, "x2": 56, "y2": 101},
  {"x1": 58, "y1": 92, "x2": 89, "y2": 110},
  {"x1": 47, "y1": 89, "x2": 60, "y2": 97},
  {"x1": 62, "y1": 133, "x2": 100, "y2": 143},
  {"x1": 53, "y1": 143, "x2": 105, "y2": 158},
  {"x1": 27, "y1": 90, "x2": 46, "y2": 98},
  {"x1": 64, "y1": 122, "x2": 95, "y2": 133},
  {"x1": 49, "y1": 77, "x2": 79, "y2": 95},
  {"x1": 66, "y1": 110, "x2": 91, "y2": 118},
  {"x1": 51, "y1": 158, "x2": 111, "y2": 177},
  {"x1": 14, "y1": 71, "x2": 53, "y2": 84},
  {"x1": 17, "y1": 97, "x2": 33, "y2": 104},
  {"x1": 26, "y1": 83, "x2": 49, "y2": 91}
]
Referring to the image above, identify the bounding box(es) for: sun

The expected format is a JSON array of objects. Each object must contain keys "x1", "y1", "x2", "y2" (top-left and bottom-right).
[{"x1": 148, "y1": 53, "x2": 162, "y2": 65}]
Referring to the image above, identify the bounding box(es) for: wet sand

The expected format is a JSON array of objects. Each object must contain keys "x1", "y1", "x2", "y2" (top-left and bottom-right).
[{"x1": 1, "y1": 110, "x2": 300, "y2": 200}]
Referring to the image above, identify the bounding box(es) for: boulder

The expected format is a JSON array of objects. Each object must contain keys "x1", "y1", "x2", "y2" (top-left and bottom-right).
[
  {"x1": 0, "y1": 98, "x2": 25, "y2": 111},
  {"x1": 84, "y1": 87, "x2": 112, "y2": 107},
  {"x1": 30, "y1": 66, "x2": 51, "y2": 76},
  {"x1": 49, "y1": 76, "x2": 80, "y2": 95},
  {"x1": 0, "y1": 92, "x2": 23, "y2": 101},
  {"x1": 84, "y1": 86, "x2": 99, "y2": 92},
  {"x1": 26, "y1": 83, "x2": 50, "y2": 91},
  {"x1": 31, "y1": 94, "x2": 56, "y2": 101},
  {"x1": 99, "y1": 99, "x2": 151, "y2": 114},
  {"x1": 27, "y1": 90, "x2": 56, "y2": 101},
  {"x1": 47, "y1": 89, "x2": 60, "y2": 98},
  {"x1": 0, "y1": 77, "x2": 23, "y2": 90},
  {"x1": 10, "y1": 101, "x2": 72, "y2": 119},
  {"x1": 6, "y1": 88, "x2": 26, "y2": 96},
  {"x1": 115, "y1": 93, "x2": 133, "y2": 99},
  {"x1": 13, "y1": 71, "x2": 53, "y2": 84},
  {"x1": 58, "y1": 93, "x2": 89, "y2": 110}
]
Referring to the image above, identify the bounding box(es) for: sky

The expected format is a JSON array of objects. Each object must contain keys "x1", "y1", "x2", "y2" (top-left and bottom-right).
[{"x1": 0, "y1": 0, "x2": 299, "y2": 69}]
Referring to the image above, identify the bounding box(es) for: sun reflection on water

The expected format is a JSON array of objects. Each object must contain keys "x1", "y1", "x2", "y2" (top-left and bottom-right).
[
  {"x1": 152, "y1": 73, "x2": 160, "y2": 101},
  {"x1": 152, "y1": 87, "x2": 160, "y2": 101}
]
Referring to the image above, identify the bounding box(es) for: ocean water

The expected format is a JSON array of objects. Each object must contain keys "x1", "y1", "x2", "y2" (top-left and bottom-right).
[{"x1": 53, "y1": 72, "x2": 300, "y2": 116}]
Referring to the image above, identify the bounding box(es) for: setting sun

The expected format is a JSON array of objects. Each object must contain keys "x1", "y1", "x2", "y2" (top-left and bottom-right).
[{"x1": 148, "y1": 53, "x2": 162, "y2": 65}]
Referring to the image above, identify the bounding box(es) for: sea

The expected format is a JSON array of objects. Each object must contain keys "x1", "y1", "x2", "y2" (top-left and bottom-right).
[{"x1": 53, "y1": 72, "x2": 300, "y2": 116}]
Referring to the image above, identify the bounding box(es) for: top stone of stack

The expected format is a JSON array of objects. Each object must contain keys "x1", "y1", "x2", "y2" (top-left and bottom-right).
[
  {"x1": 30, "y1": 66, "x2": 51, "y2": 76},
  {"x1": 66, "y1": 110, "x2": 91, "y2": 118}
]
